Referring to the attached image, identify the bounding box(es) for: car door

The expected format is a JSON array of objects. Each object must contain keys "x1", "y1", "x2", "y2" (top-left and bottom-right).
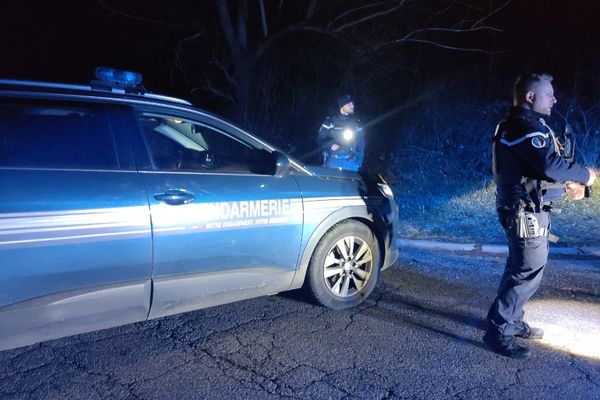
[
  {"x1": 0, "y1": 99, "x2": 153, "y2": 350},
  {"x1": 129, "y1": 107, "x2": 304, "y2": 319}
]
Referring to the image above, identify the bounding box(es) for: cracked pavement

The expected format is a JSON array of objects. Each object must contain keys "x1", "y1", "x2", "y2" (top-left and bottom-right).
[{"x1": 1, "y1": 248, "x2": 599, "y2": 400}]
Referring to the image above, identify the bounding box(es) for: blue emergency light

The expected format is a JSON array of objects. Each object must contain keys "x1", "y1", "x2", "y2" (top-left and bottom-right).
[
  {"x1": 95, "y1": 67, "x2": 142, "y2": 86},
  {"x1": 92, "y1": 67, "x2": 144, "y2": 93}
]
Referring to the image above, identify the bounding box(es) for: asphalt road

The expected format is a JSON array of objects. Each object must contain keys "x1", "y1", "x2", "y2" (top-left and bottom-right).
[{"x1": 1, "y1": 248, "x2": 599, "y2": 400}]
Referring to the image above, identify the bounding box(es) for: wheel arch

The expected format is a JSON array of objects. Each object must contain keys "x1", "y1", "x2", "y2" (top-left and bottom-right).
[{"x1": 288, "y1": 206, "x2": 386, "y2": 291}]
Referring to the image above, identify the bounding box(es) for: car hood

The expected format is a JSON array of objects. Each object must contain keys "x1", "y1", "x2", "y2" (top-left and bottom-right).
[{"x1": 303, "y1": 165, "x2": 360, "y2": 179}]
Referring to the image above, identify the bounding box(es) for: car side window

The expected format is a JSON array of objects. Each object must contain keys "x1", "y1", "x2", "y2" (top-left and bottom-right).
[
  {"x1": 137, "y1": 112, "x2": 276, "y2": 175},
  {"x1": 0, "y1": 101, "x2": 118, "y2": 169}
]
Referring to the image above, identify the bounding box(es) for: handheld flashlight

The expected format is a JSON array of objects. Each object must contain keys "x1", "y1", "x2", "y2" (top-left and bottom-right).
[{"x1": 342, "y1": 128, "x2": 355, "y2": 142}]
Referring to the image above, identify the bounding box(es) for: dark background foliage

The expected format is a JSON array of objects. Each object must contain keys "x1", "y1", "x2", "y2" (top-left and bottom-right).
[{"x1": 2, "y1": 0, "x2": 600, "y2": 185}]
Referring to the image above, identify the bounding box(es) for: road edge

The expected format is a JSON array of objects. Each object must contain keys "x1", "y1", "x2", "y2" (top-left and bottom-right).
[{"x1": 397, "y1": 239, "x2": 600, "y2": 257}]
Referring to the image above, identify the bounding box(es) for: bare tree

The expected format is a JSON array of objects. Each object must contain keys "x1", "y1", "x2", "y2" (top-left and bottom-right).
[{"x1": 95, "y1": 0, "x2": 507, "y2": 156}]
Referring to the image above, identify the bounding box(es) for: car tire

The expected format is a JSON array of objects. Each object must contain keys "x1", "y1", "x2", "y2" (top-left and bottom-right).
[{"x1": 305, "y1": 220, "x2": 380, "y2": 309}]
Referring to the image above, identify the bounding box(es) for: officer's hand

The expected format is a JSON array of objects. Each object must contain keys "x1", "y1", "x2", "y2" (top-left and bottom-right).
[
  {"x1": 566, "y1": 182, "x2": 586, "y2": 200},
  {"x1": 586, "y1": 168, "x2": 597, "y2": 186},
  {"x1": 331, "y1": 143, "x2": 340, "y2": 151}
]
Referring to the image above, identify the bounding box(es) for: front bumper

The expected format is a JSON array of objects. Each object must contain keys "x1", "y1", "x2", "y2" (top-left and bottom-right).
[{"x1": 381, "y1": 199, "x2": 400, "y2": 271}]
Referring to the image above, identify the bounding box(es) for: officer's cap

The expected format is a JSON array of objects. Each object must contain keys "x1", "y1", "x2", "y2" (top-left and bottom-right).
[{"x1": 337, "y1": 94, "x2": 353, "y2": 109}]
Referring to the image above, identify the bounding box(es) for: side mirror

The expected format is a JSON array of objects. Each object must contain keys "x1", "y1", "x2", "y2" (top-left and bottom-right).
[{"x1": 273, "y1": 151, "x2": 290, "y2": 177}]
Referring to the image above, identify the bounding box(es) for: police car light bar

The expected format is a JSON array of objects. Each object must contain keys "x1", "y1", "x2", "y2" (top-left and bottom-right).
[
  {"x1": 92, "y1": 67, "x2": 144, "y2": 94},
  {"x1": 95, "y1": 67, "x2": 142, "y2": 86}
]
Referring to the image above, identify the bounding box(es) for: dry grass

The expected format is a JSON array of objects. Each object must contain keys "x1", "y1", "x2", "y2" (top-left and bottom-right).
[
  {"x1": 387, "y1": 97, "x2": 600, "y2": 247},
  {"x1": 395, "y1": 180, "x2": 600, "y2": 247}
]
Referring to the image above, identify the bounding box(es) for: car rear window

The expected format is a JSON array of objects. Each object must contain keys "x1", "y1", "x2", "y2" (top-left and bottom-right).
[{"x1": 0, "y1": 101, "x2": 118, "y2": 169}]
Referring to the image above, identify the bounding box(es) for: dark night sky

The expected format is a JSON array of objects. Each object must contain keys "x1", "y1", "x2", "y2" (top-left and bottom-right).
[
  {"x1": 491, "y1": 1, "x2": 600, "y2": 83},
  {"x1": 1, "y1": 2, "x2": 170, "y2": 85},
  {"x1": 2, "y1": 1, "x2": 600, "y2": 103}
]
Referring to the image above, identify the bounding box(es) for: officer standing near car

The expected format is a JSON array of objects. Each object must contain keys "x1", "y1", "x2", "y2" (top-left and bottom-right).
[
  {"x1": 485, "y1": 73, "x2": 596, "y2": 359},
  {"x1": 318, "y1": 94, "x2": 365, "y2": 171}
]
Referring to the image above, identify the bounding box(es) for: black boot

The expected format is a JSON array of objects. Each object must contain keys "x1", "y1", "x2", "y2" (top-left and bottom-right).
[
  {"x1": 514, "y1": 321, "x2": 544, "y2": 339},
  {"x1": 483, "y1": 331, "x2": 532, "y2": 359}
]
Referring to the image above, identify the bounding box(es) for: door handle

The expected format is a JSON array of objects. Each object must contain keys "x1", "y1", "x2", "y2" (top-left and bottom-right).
[{"x1": 154, "y1": 189, "x2": 196, "y2": 205}]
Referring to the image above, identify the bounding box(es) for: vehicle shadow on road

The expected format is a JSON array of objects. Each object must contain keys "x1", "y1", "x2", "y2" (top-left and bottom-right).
[{"x1": 364, "y1": 290, "x2": 491, "y2": 351}]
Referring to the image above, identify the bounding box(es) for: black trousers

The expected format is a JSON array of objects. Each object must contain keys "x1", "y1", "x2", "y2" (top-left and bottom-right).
[{"x1": 487, "y1": 211, "x2": 550, "y2": 336}]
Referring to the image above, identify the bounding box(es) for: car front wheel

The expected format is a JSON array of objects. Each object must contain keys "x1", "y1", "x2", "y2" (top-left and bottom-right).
[{"x1": 305, "y1": 220, "x2": 380, "y2": 309}]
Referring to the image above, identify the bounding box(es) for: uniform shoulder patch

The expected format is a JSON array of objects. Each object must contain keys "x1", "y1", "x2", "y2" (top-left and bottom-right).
[{"x1": 531, "y1": 136, "x2": 546, "y2": 149}]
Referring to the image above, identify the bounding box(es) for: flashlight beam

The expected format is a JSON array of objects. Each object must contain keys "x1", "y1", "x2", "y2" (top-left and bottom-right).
[{"x1": 362, "y1": 91, "x2": 433, "y2": 130}]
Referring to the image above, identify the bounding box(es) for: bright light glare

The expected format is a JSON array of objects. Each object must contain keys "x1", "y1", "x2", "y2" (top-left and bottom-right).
[
  {"x1": 342, "y1": 128, "x2": 354, "y2": 141},
  {"x1": 526, "y1": 299, "x2": 600, "y2": 360}
]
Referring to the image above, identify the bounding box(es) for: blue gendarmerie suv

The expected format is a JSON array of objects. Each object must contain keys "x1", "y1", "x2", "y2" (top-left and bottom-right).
[{"x1": 0, "y1": 68, "x2": 399, "y2": 350}]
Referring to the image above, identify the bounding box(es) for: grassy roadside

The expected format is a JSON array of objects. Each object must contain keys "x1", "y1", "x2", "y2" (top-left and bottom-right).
[{"x1": 394, "y1": 180, "x2": 600, "y2": 247}]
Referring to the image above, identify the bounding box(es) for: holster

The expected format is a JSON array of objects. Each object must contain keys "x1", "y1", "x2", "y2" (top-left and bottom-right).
[
  {"x1": 498, "y1": 207, "x2": 558, "y2": 243},
  {"x1": 514, "y1": 210, "x2": 543, "y2": 239}
]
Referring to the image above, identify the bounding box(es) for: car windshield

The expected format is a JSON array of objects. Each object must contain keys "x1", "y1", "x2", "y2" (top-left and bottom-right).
[{"x1": 139, "y1": 113, "x2": 253, "y2": 153}]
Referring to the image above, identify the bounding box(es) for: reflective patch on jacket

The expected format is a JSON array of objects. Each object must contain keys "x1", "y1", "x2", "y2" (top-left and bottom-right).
[{"x1": 499, "y1": 131, "x2": 548, "y2": 147}]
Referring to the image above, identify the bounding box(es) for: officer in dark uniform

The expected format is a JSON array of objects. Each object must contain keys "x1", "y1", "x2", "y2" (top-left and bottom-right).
[
  {"x1": 485, "y1": 73, "x2": 596, "y2": 359},
  {"x1": 318, "y1": 94, "x2": 365, "y2": 171}
]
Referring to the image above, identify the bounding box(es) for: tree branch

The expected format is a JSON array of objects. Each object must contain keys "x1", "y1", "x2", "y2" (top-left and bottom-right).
[
  {"x1": 326, "y1": 1, "x2": 389, "y2": 29},
  {"x1": 259, "y1": 0, "x2": 269, "y2": 36},
  {"x1": 383, "y1": 38, "x2": 497, "y2": 54},
  {"x1": 216, "y1": 0, "x2": 243, "y2": 61},
  {"x1": 471, "y1": 0, "x2": 511, "y2": 29},
  {"x1": 170, "y1": 31, "x2": 205, "y2": 86},
  {"x1": 210, "y1": 57, "x2": 236, "y2": 86},
  {"x1": 194, "y1": 79, "x2": 236, "y2": 104},
  {"x1": 333, "y1": 1, "x2": 408, "y2": 33},
  {"x1": 95, "y1": 0, "x2": 198, "y2": 28},
  {"x1": 306, "y1": 0, "x2": 319, "y2": 20},
  {"x1": 402, "y1": 25, "x2": 502, "y2": 41},
  {"x1": 249, "y1": 24, "x2": 342, "y2": 67}
]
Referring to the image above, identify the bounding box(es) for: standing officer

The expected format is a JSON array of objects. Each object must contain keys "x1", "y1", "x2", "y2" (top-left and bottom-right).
[
  {"x1": 485, "y1": 73, "x2": 596, "y2": 359},
  {"x1": 318, "y1": 94, "x2": 365, "y2": 171}
]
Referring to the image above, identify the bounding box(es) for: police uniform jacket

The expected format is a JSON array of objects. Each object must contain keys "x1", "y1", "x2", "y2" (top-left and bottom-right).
[
  {"x1": 318, "y1": 113, "x2": 365, "y2": 164},
  {"x1": 493, "y1": 106, "x2": 590, "y2": 209}
]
